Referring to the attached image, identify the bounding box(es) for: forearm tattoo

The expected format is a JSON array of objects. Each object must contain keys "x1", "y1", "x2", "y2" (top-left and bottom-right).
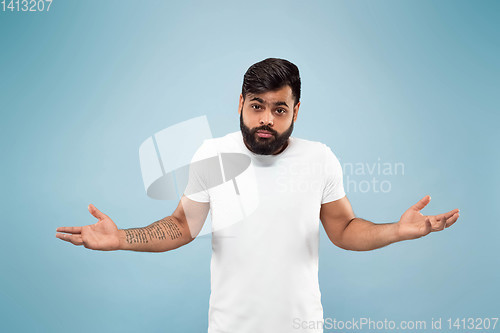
[{"x1": 124, "y1": 217, "x2": 182, "y2": 244}]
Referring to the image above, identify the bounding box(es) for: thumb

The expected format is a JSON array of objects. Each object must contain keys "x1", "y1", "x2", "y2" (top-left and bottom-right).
[
  {"x1": 411, "y1": 195, "x2": 431, "y2": 212},
  {"x1": 88, "y1": 204, "x2": 107, "y2": 220}
]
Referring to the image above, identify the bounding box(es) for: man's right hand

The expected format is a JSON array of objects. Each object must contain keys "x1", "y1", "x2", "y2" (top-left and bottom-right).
[{"x1": 56, "y1": 204, "x2": 121, "y2": 251}]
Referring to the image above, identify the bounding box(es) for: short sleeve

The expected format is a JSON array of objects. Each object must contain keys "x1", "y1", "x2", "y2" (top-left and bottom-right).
[
  {"x1": 321, "y1": 144, "x2": 346, "y2": 204},
  {"x1": 184, "y1": 140, "x2": 211, "y2": 203}
]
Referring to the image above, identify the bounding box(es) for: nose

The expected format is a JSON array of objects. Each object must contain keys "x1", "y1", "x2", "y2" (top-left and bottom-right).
[{"x1": 259, "y1": 111, "x2": 274, "y2": 127}]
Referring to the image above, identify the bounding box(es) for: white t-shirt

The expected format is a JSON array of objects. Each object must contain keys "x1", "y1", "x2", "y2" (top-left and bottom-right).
[{"x1": 185, "y1": 131, "x2": 345, "y2": 333}]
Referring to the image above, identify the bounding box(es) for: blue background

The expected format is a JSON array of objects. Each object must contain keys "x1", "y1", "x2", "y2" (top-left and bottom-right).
[{"x1": 1, "y1": 0, "x2": 498, "y2": 332}]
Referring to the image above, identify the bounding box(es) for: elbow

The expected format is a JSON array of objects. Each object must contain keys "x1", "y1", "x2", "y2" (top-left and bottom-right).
[
  {"x1": 327, "y1": 234, "x2": 350, "y2": 251},
  {"x1": 328, "y1": 234, "x2": 367, "y2": 252}
]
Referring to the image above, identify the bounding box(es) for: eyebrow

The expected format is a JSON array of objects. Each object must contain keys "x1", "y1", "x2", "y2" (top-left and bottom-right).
[{"x1": 250, "y1": 97, "x2": 289, "y2": 108}]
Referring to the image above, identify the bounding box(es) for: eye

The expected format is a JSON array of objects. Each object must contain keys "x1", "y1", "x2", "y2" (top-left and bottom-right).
[
  {"x1": 275, "y1": 108, "x2": 287, "y2": 115},
  {"x1": 251, "y1": 104, "x2": 262, "y2": 110}
]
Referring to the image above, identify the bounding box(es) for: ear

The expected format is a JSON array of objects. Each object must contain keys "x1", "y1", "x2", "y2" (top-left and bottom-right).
[
  {"x1": 293, "y1": 101, "x2": 300, "y2": 122},
  {"x1": 238, "y1": 94, "x2": 244, "y2": 115}
]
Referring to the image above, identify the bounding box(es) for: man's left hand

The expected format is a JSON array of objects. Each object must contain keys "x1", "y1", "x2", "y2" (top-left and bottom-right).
[{"x1": 397, "y1": 195, "x2": 460, "y2": 241}]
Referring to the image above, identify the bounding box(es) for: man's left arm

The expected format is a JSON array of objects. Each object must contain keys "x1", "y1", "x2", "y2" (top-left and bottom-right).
[{"x1": 320, "y1": 195, "x2": 460, "y2": 251}]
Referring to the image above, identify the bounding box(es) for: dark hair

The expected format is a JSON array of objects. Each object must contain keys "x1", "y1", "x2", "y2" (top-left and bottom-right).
[{"x1": 242, "y1": 58, "x2": 301, "y2": 106}]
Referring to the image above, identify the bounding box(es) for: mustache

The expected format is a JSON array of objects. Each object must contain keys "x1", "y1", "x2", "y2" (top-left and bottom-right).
[{"x1": 252, "y1": 125, "x2": 277, "y2": 135}]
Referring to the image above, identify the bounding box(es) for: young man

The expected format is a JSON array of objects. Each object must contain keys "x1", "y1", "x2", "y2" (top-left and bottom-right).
[{"x1": 56, "y1": 58, "x2": 460, "y2": 333}]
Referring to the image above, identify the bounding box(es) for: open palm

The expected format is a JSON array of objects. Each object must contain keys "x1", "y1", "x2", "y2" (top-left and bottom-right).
[
  {"x1": 56, "y1": 204, "x2": 121, "y2": 251},
  {"x1": 398, "y1": 195, "x2": 460, "y2": 241}
]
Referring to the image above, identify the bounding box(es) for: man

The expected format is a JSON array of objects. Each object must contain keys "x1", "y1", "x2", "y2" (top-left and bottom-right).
[{"x1": 56, "y1": 58, "x2": 460, "y2": 333}]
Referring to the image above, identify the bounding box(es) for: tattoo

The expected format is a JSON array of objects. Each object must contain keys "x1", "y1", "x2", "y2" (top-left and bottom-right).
[{"x1": 124, "y1": 217, "x2": 182, "y2": 244}]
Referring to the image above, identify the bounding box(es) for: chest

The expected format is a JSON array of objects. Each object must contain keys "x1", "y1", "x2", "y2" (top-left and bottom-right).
[{"x1": 207, "y1": 158, "x2": 324, "y2": 232}]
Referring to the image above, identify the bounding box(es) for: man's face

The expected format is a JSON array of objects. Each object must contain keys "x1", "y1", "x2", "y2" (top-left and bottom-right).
[{"x1": 238, "y1": 85, "x2": 300, "y2": 155}]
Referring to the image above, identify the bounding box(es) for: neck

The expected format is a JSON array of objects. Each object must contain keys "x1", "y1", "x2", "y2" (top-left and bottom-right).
[{"x1": 243, "y1": 138, "x2": 289, "y2": 156}]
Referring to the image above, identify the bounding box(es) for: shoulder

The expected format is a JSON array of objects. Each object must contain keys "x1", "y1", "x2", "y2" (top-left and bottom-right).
[
  {"x1": 204, "y1": 131, "x2": 240, "y2": 148},
  {"x1": 291, "y1": 136, "x2": 339, "y2": 157},
  {"x1": 193, "y1": 131, "x2": 240, "y2": 158}
]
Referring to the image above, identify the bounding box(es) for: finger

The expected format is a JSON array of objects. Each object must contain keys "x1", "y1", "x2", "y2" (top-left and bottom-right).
[
  {"x1": 411, "y1": 195, "x2": 431, "y2": 212},
  {"x1": 56, "y1": 226, "x2": 82, "y2": 234},
  {"x1": 88, "y1": 204, "x2": 107, "y2": 220},
  {"x1": 445, "y1": 212, "x2": 460, "y2": 228},
  {"x1": 428, "y1": 215, "x2": 439, "y2": 231},
  {"x1": 423, "y1": 216, "x2": 432, "y2": 234},
  {"x1": 436, "y1": 209, "x2": 460, "y2": 220},
  {"x1": 438, "y1": 215, "x2": 447, "y2": 230},
  {"x1": 56, "y1": 233, "x2": 83, "y2": 246}
]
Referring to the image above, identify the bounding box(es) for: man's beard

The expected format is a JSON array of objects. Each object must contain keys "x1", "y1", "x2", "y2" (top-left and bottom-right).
[{"x1": 240, "y1": 111, "x2": 294, "y2": 155}]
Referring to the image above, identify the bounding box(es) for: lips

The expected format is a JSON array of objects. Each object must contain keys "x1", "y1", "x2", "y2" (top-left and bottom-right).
[{"x1": 256, "y1": 130, "x2": 273, "y2": 138}]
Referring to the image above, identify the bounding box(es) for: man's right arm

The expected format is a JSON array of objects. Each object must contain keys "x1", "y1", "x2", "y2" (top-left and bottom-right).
[
  {"x1": 56, "y1": 195, "x2": 210, "y2": 252},
  {"x1": 119, "y1": 216, "x2": 191, "y2": 253},
  {"x1": 119, "y1": 196, "x2": 209, "y2": 252}
]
